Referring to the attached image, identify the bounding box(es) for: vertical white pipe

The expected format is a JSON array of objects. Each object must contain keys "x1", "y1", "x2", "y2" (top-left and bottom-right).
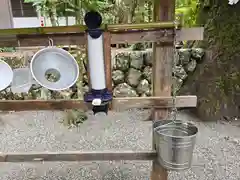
[{"x1": 87, "y1": 34, "x2": 106, "y2": 90}]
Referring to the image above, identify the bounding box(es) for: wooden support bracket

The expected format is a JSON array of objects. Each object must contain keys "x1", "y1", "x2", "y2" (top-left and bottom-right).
[{"x1": 176, "y1": 27, "x2": 204, "y2": 41}]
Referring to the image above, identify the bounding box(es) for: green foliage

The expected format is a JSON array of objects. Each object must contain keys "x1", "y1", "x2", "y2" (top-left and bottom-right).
[
  {"x1": 24, "y1": 0, "x2": 56, "y2": 16},
  {"x1": 175, "y1": 0, "x2": 199, "y2": 27},
  {"x1": 0, "y1": 47, "x2": 15, "y2": 52},
  {"x1": 61, "y1": 109, "x2": 88, "y2": 128},
  {"x1": 24, "y1": 0, "x2": 199, "y2": 27}
]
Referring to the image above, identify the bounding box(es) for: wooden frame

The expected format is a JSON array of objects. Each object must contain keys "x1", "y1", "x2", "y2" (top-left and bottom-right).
[
  {"x1": 151, "y1": 0, "x2": 175, "y2": 179},
  {"x1": 0, "y1": 22, "x2": 203, "y2": 47},
  {"x1": 0, "y1": 12, "x2": 204, "y2": 180},
  {"x1": 0, "y1": 150, "x2": 157, "y2": 162},
  {"x1": 0, "y1": 96, "x2": 197, "y2": 111}
]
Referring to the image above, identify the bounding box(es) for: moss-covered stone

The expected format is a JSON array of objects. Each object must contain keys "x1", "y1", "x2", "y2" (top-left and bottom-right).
[{"x1": 180, "y1": 1, "x2": 240, "y2": 120}]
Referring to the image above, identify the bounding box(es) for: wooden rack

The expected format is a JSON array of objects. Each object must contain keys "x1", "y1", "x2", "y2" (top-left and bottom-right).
[{"x1": 0, "y1": 4, "x2": 204, "y2": 180}]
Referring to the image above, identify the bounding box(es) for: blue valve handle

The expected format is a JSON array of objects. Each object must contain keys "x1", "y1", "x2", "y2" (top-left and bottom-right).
[{"x1": 84, "y1": 88, "x2": 112, "y2": 103}]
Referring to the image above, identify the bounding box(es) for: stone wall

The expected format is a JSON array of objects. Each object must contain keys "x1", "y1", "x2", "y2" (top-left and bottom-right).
[
  {"x1": 83, "y1": 48, "x2": 205, "y2": 97},
  {"x1": 0, "y1": 48, "x2": 205, "y2": 100}
]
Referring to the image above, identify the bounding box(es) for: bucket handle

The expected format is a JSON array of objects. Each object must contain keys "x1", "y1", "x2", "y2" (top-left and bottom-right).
[
  {"x1": 48, "y1": 38, "x2": 54, "y2": 47},
  {"x1": 154, "y1": 121, "x2": 175, "y2": 132}
]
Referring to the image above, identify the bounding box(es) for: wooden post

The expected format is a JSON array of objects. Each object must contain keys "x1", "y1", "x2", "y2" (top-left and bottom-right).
[
  {"x1": 151, "y1": 0, "x2": 175, "y2": 180},
  {"x1": 103, "y1": 32, "x2": 113, "y2": 109},
  {"x1": 0, "y1": 0, "x2": 14, "y2": 29}
]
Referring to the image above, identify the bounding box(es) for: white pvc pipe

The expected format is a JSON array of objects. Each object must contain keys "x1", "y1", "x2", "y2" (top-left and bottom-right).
[{"x1": 87, "y1": 34, "x2": 106, "y2": 90}]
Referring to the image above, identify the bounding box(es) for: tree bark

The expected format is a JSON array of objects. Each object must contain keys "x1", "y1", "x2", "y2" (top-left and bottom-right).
[
  {"x1": 180, "y1": 0, "x2": 240, "y2": 120},
  {"x1": 49, "y1": 9, "x2": 57, "y2": 26}
]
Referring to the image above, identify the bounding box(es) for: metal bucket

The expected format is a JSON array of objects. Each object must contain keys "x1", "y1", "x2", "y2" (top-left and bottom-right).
[
  {"x1": 11, "y1": 68, "x2": 33, "y2": 93},
  {"x1": 153, "y1": 120, "x2": 198, "y2": 171}
]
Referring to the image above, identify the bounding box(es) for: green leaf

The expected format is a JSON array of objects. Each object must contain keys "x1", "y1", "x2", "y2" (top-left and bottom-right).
[
  {"x1": 65, "y1": 8, "x2": 75, "y2": 12},
  {"x1": 24, "y1": 0, "x2": 35, "y2": 2}
]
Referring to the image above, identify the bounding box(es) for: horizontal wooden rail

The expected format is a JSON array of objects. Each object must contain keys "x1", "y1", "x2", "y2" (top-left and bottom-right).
[
  {"x1": 0, "y1": 51, "x2": 36, "y2": 58},
  {"x1": 0, "y1": 22, "x2": 204, "y2": 47},
  {"x1": 0, "y1": 22, "x2": 175, "y2": 36},
  {"x1": 0, "y1": 150, "x2": 157, "y2": 162},
  {"x1": 0, "y1": 96, "x2": 197, "y2": 111},
  {"x1": 0, "y1": 30, "x2": 174, "y2": 47}
]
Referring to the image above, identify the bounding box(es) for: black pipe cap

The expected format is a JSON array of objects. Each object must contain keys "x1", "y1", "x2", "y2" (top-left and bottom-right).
[
  {"x1": 84, "y1": 11, "x2": 102, "y2": 29},
  {"x1": 92, "y1": 103, "x2": 109, "y2": 115}
]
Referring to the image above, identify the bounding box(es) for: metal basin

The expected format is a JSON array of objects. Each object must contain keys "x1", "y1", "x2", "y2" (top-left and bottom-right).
[
  {"x1": 153, "y1": 120, "x2": 198, "y2": 171},
  {"x1": 30, "y1": 47, "x2": 79, "y2": 91},
  {"x1": 0, "y1": 60, "x2": 13, "y2": 91}
]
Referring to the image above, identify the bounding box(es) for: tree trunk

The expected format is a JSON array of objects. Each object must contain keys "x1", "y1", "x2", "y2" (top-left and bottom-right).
[
  {"x1": 49, "y1": 9, "x2": 57, "y2": 26},
  {"x1": 75, "y1": 0, "x2": 82, "y2": 24},
  {"x1": 128, "y1": 0, "x2": 137, "y2": 23},
  {"x1": 180, "y1": 0, "x2": 240, "y2": 120},
  {"x1": 147, "y1": 1, "x2": 152, "y2": 22}
]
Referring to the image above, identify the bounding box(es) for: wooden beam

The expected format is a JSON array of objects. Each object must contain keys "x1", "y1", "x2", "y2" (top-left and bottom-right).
[
  {"x1": 0, "y1": 96, "x2": 197, "y2": 111},
  {"x1": 104, "y1": 32, "x2": 112, "y2": 93},
  {"x1": 151, "y1": 161, "x2": 168, "y2": 180},
  {"x1": 0, "y1": 27, "x2": 204, "y2": 47},
  {"x1": 0, "y1": 29, "x2": 174, "y2": 47},
  {"x1": 3, "y1": 33, "x2": 86, "y2": 47},
  {"x1": 152, "y1": 46, "x2": 173, "y2": 101},
  {"x1": 0, "y1": 22, "x2": 175, "y2": 36},
  {"x1": 107, "y1": 22, "x2": 175, "y2": 31},
  {"x1": 0, "y1": 22, "x2": 175, "y2": 47},
  {"x1": 0, "y1": 46, "x2": 82, "y2": 57},
  {"x1": 151, "y1": 0, "x2": 175, "y2": 179},
  {"x1": 0, "y1": 99, "x2": 88, "y2": 111},
  {"x1": 111, "y1": 29, "x2": 174, "y2": 44},
  {"x1": 0, "y1": 150, "x2": 157, "y2": 162},
  {"x1": 113, "y1": 96, "x2": 197, "y2": 110},
  {"x1": 0, "y1": 52, "x2": 28, "y2": 58},
  {"x1": 176, "y1": 27, "x2": 204, "y2": 41},
  {"x1": 103, "y1": 32, "x2": 113, "y2": 109}
]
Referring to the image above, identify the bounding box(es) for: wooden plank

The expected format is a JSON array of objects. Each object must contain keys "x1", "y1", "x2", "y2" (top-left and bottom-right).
[
  {"x1": 111, "y1": 29, "x2": 174, "y2": 44},
  {"x1": 0, "y1": 30, "x2": 174, "y2": 47},
  {"x1": 176, "y1": 27, "x2": 204, "y2": 41},
  {"x1": 151, "y1": 160, "x2": 168, "y2": 180},
  {"x1": 107, "y1": 22, "x2": 175, "y2": 31},
  {"x1": 0, "y1": 22, "x2": 175, "y2": 36},
  {"x1": 103, "y1": 32, "x2": 113, "y2": 109},
  {"x1": 104, "y1": 32, "x2": 112, "y2": 93},
  {"x1": 0, "y1": 52, "x2": 27, "y2": 58},
  {"x1": 0, "y1": 28, "x2": 204, "y2": 47},
  {"x1": 0, "y1": 99, "x2": 89, "y2": 111},
  {"x1": 0, "y1": 46, "x2": 82, "y2": 57},
  {"x1": 0, "y1": 96, "x2": 197, "y2": 111},
  {"x1": 0, "y1": 150, "x2": 157, "y2": 162},
  {"x1": 17, "y1": 33, "x2": 86, "y2": 47},
  {"x1": 15, "y1": 46, "x2": 45, "y2": 51},
  {"x1": 113, "y1": 96, "x2": 197, "y2": 110},
  {"x1": 152, "y1": 46, "x2": 174, "y2": 113},
  {"x1": 151, "y1": 0, "x2": 175, "y2": 179}
]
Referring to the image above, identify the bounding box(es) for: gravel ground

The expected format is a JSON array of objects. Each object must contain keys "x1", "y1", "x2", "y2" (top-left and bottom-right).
[{"x1": 0, "y1": 109, "x2": 240, "y2": 180}]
